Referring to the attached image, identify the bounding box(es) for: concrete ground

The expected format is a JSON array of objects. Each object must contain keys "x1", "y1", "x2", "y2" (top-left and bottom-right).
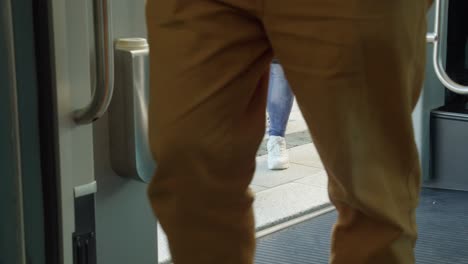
[{"x1": 158, "y1": 101, "x2": 330, "y2": 263}]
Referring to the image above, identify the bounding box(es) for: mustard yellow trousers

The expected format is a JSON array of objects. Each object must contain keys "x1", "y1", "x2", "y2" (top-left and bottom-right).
[{"x1": 146, "y1": 1, "x2": 432, "y2": 263}]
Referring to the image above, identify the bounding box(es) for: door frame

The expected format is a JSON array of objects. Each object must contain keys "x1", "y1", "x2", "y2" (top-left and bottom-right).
[
  {"x1": 33, "y1": 0, "x2": 61, "y2": 263},
  {"x1": 1, "y1": 0, "x2": 51, "y2": 263},
  {"x1": 0, "y1": 1, "x2": 26, "y2": 263}
]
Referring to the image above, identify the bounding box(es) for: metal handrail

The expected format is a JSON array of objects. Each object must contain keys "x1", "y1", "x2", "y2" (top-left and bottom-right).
[
  {"x1": 426, "y1": 0, "x2": 468, "y2": 95},
  {"x1": 74, "y1": 0, "x2": 114, "y2": 124}
]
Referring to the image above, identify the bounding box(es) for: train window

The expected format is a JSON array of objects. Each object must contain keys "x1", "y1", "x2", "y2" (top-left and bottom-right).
[{"x1": 445, "y1": 0, "x2": 468, "y2": 105}]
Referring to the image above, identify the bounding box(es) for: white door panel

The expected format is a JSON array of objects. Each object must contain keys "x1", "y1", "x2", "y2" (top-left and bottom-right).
[
  {"x1": 50, "y1": 0, "x2": 95, "y2": 262},
  {"x1": 49, "y1": 0, "x2": 156, "y2": 263}
]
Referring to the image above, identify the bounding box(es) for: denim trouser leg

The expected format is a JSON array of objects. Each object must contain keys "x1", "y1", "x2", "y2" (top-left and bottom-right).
[{"x1": 267, "y1": 63, "x2": 294, "y2": 137}]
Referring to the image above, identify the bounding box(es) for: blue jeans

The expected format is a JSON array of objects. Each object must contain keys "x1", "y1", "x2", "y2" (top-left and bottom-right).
[{"x1": 267, "y1": 63, "x2": 294, "y2": 137}]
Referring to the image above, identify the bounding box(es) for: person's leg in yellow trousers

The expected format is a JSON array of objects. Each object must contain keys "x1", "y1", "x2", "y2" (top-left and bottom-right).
[{"x1": 146, "y1": 1, "x2": 432, "y2": 263}]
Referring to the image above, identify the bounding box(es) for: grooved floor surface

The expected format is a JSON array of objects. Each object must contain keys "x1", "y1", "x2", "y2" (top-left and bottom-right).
[{"x1": 256, "y1": 188, "x2": 468, "y2": 264}]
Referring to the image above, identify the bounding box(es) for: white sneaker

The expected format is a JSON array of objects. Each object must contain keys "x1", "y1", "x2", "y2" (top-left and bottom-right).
[{"x1": 267, "y1": 136, "x2": 290, "y2": 170}]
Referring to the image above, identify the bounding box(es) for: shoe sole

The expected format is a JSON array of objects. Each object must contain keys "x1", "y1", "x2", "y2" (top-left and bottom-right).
[{"x1": 268, "y1": 161, "x2": 290, "y2": 170}]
